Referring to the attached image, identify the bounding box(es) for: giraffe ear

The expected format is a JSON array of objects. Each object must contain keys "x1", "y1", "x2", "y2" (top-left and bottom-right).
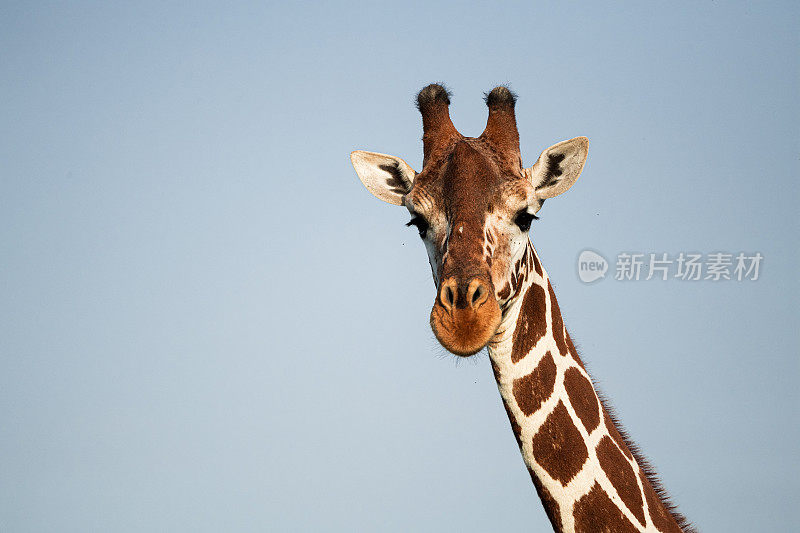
[
  {"x1": 350, "y1": 150, "x2": 417, "y2": 206},
  {"x1": 524, "y1": 137, "x2": 588, "y2": 199}
]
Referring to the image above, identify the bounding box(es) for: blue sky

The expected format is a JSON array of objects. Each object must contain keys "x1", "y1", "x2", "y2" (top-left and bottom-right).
[{"x1": 1, "y1": 1, "x2": 798, "y2": 531}]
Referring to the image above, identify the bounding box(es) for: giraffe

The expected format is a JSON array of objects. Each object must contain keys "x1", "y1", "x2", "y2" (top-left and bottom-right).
[{"x1": 350, "y1": 84, "x2": 695, "y2": 532}]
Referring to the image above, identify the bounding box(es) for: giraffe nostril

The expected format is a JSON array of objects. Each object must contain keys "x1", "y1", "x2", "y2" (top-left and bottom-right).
[
  {"x1": 445, "y1": 286, "x2": 455, "y2": 307},
  {"x1": 471, "y1": 285, "x2": 484, "y2": 306},
  {"x1": 466, "y1": 278, "x2": 490, "y2": 310},
  {"x1": 439, "y1": 278, "x2": 458, "y2": 312}
]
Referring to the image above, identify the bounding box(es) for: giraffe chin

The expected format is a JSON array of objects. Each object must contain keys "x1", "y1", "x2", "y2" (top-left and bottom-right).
[{"x1": 429, "y1": 300, "x2": 502, "y2": 357}]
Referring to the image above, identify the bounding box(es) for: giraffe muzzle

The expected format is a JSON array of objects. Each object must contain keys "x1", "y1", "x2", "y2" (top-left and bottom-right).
[{"x1": 430, "y1": 275, "x2": 502, "y2": 356}]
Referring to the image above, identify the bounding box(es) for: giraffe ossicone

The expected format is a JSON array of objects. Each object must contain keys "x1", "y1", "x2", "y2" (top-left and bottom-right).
[{"x1": 351, "y1": 84, "x2": 695, "y2": 533}]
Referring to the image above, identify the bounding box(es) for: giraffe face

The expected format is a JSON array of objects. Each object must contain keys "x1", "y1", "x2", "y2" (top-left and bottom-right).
[
  {"x1": 351, "y1": 85, "x2": 588, "y2": 356},
  {"x1": 403, "y1": 140, "x2": 537, "y2": 355}
]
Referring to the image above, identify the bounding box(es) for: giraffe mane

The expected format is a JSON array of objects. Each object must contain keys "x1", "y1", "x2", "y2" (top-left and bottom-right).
[{"x1": 571, "y1": 334, "x2": 699, "y2": 533}]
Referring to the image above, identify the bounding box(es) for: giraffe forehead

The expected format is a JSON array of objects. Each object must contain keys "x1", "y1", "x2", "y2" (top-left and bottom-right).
[{"x1": 410, "y1": 141, "x2": 530, "y2": 221}]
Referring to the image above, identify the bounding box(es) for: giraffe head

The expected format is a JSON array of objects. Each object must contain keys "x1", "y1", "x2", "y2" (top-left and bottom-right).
[{"x1": 352, "y1": 84, "x2": 588, "y2": 356}]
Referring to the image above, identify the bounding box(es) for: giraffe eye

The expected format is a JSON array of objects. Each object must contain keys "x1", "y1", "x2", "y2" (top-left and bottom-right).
[
  {"x1": 514, "y1": 210, "x2": 538, "y2": 232},
  {"x1": 406, "y1": 215, "x2": 429, "y2": 239}
]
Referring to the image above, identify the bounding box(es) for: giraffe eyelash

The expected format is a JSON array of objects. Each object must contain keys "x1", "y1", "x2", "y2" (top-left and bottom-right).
[{"x1": 406, "y1": 215, "x2": 429, "y2": 238}]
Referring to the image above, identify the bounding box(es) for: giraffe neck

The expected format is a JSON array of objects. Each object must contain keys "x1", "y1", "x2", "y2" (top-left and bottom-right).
[{"x1": 486, "y1": 241, "x2": 688, "y2": 533}]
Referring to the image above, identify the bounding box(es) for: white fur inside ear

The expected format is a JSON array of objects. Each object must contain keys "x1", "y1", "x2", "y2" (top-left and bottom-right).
[
  {"x1": 526, "y1": 137, "x2": 588, "y2": 199},
  {"x1": 350, "y1": 150, "x2": 417, "y2": 205}
]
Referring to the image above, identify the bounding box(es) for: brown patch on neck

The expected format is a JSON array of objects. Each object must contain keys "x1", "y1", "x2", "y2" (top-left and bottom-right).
[
  {"x1": 563, "y1": 367, "x2": 600, "y2": 433},
  {"x1": 511, "y1": 282, "x2": 547, "y2": 362},
  {"x1": 531, "y1": 401, "x2": 588, "y2": 485},
  {"x1": 531, "y1": 245, "x2": 543, "y2": 277},
  {"x1": 596, "y1": 436, "x2": 646, "y2": 526},
  {"x1": 497, "y1": 282, "x2": 511, "y2": 301},
  {"x1": 573, "y1": 483, "x2": 639, "y2": 533},
  {"x1": 548, "y1": 281, "x2": 569, "y2": 356},
  {"x1": 512, "y1": 351, "x2": 556, "y2": 416}
]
